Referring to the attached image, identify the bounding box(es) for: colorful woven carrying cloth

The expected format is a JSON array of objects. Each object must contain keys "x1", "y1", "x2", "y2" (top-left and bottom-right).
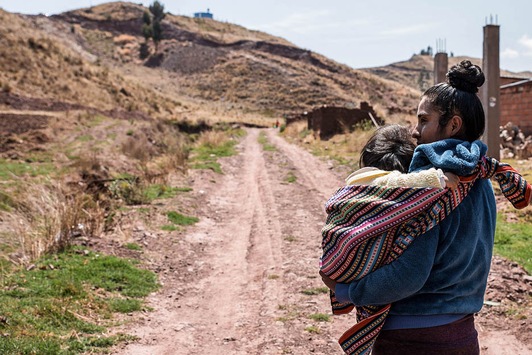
[{"x1": 320, "y1": 156, "x2": 531, "y2": 355}]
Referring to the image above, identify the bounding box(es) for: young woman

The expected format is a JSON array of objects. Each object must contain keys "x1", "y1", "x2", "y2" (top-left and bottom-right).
[{"x1": 323, "y1": 60, "x2": 497, "y2": 354}]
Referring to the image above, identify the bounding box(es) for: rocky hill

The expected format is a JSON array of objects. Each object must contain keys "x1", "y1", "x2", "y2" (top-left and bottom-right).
[
  {"x1": 364, "y1": 54, "x2": 532, "y2": 93},
  {"x1": 1, "y1": 1, "x2": 423, "y2": 127}
]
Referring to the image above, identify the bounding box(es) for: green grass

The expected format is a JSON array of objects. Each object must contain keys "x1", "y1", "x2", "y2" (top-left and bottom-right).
[
  {"x1": 191, "y1": 161, "x2": 222, "y2": 173},
  {"x1": 193, "y1": 140, "x2": 236, "y2": 160},
  {"x1": 284, "y1": 171, "x2": 297, "y2": 184},
  {"x1": 110, "y1": 180, "x2": 191, "y2": 205},
  {"x1": 76, "y1": 134, "x2": 94, "y2": 142},
  {"x1": 494, "y1": 212, "x2": 532, "y2": 273},
  {"x1": 0, "y1": 159, "x2": 56, "y2": 180},
  {"x1": 301, "y1": 287, "x2": 329, "y2": 296},
  {"x1": 0, "y1": 191, "x2": 15, "y2": 211},
  {"x1": 190, "y1": 139, "x2": 237, "y2": 174},
  {"x1": 305, "y1": 325, "x2": 320, "y2": 333},
  {"x1": 109, "y1": 298, "x2": 143, "y2": 313},
  {"x1": 161, "y1": 224, "x2": 178, "y2": 231},
  {"x1": 0, "y1": 247, "x2": 159, "y2": 353},
  {"x1": 143, "y1": 184, "x2": 192, "y2": 201},
  {"x1": 275, "y1": 304, "x2": 301, "y2": 323},
  {"x1": 258, "y1": 132, "x2": 276, "y2": 151},
  {"x1": 125, "y1": 243, "x2": 142, "y2": 251},
  {"x1": 83, "y1": 114, "x2": 106, "y2": 128},
  {"x1": 308, "y1": 313, "x2": 330, "y2": 322},
  {"x1": 166, "y1": 211, "x2": 199, "y2": 226}
]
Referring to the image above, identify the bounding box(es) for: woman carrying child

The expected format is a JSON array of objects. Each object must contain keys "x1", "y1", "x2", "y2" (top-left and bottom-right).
[{"x1": 320, "y1": 60, "x2": 531, "y2": 354}]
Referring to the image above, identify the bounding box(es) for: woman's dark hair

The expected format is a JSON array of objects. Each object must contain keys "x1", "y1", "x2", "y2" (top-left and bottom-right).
[
  {"x1": 359, "y1": 124, "x2": 416, "y2": 173},
  {"x1": 423, "y1": 60, "x2": 485, "y2": 141}
]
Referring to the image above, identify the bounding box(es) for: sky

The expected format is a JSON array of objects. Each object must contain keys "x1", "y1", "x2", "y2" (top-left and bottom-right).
[{"x1": 1, "y1": 0, "x2": 531, "y2": 73}]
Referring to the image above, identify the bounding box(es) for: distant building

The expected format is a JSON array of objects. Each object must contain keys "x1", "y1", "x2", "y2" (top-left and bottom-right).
[
  {"x1": 499, "y1": 76, "x2": 532, "y2": 136},
  {"x1": 194, "y1": 9, "x2": 213, "y2": 19},
  {"x1": 306, "y1": 103, "x2": 384, "y2": 140}
]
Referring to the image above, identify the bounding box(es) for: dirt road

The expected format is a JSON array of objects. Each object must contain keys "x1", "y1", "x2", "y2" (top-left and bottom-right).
[{"x1": 113, "y1": 128, "x2": 531, "y2": 355}]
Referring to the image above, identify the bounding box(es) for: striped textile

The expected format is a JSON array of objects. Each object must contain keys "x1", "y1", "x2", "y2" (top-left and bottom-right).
[{"x1": 320, "y1": 156, "x2": 531, "y2": 355}]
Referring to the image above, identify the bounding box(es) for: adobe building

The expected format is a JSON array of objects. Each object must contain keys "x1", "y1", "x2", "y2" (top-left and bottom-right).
[
  {"x1": 306, "y1": 102, "x2": 384, "y2": 140},
  {"x1": 499, "y1": 77, "x2": 532, "y2": 136}
]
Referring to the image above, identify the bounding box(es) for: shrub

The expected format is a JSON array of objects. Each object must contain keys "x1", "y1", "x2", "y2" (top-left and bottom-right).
[{"x1": 0, "y1": 181, "x2": 105, "y2": 263}]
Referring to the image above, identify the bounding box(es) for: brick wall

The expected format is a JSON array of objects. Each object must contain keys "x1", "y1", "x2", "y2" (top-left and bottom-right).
[
  {"x1": 500, "y1": 81, "x2": 532, "y2": 136},
  {"x1": 500, "y1": 76, "x2": 526, "y2": 86}
]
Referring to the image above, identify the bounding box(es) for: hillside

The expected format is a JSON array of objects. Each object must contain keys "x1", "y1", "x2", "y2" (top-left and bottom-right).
[
  {"x1": 364, "y1": 54, "x2": 532, "y2": 92},
  {"x1": 37, "y1": 1, "x2": 421, "y2": 122}
]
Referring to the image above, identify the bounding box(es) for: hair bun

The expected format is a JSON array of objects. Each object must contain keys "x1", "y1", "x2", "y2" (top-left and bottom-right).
[{"x1": 446, "y1": 60, "x2": 485, "y2": 93}]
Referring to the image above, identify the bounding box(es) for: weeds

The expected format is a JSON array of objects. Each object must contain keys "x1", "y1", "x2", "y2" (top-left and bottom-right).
[
  {"x1": 301, "y1": 287, "x2": 329, "y2": 296},
  {"x1": 308, "y1": 313, "x2": 330, "y2": 322},
  {"x1": 275, "y1": 304, "x2": 301, "y2": 323},
  {"x1": 166, "y1": 211, "x2": 199, "y2": 226},
  {"x1": 284, "y1": 172, "x2": 297, "y2": 184},
  {"x1": 109, "y1": 179, "x2": 188, "y2": 206},
  {"x1": 284, "y1": 235, "x2": 297, "y2": 242},
  {"x1": 125, "y1": 243, "x2": 142, "y2": 251},
  {"x1": 258, "y1": 132, "x2": 276, "y2": 151},
  {"x1": 0, "y1": 159, "x2": 56, "y2": 180},
  {"x1": 190, "y1": 129, "x2": 240, "y2": 173},
  {"x1": 0, "y1": 247, "x2": 158, "y2": 353},
  {"x1": 495, "y1": 212, "x2": 532, "y2": 273},
  {"x1": 1, "y1": 181, "x2": 105, "y2": 263},
  {"x1": 305, "y1": 326, "x2": 320, "y2": 333}
]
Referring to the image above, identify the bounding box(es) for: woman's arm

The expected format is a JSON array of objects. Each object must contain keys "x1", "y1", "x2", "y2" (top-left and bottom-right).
[{"x1": 335, "y1": 226, "x2": 440, "y2": 306}]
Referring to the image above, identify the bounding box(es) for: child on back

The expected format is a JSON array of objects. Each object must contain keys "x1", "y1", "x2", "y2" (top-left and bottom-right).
[
  {"x1": 345, "y1": 124, "x2": 458, "y2": 189},
  {"x1": 320, "y1": 123, "x2": 530, "y2": 354}
]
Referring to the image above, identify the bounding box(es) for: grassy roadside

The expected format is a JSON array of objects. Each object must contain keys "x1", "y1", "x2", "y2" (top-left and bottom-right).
[
  {"x1": 189, "y1": 125, "x2": 245, "y2": 174},
  {"x1": 0, "y1": 247, "x2": 158, "y2": 354},
  {"x1": 0, "y1": 114, "x2": 242, "y2": 352},
  {"x1": 495, "y1": 210, "x2": 532, "y2": 273}
]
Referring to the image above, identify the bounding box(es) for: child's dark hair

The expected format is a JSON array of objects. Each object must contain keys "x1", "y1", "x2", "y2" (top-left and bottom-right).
[
  {"x1": 359, "y1": 124, "x2": 416, "y2": 173},
  {"x1": 423, "y1": 60, "x2": 485, "y2": 141}
]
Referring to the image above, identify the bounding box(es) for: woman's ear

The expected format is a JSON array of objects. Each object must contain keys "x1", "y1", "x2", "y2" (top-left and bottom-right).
[{"x1": 449, "y1": 115, "x2": 463, "y2": 136}]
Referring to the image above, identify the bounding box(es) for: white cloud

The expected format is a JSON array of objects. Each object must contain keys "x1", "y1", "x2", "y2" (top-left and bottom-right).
[
  {"x1": 501, "y1": 48, "x2": 519, "y2": 59},
  {"x1": 518, "y1": 34, "x2": 532, "y2": 56},
  {"x1": 258, "y1": 10, "x2": 370, "y2": 36},
  {"x1": 380, "y1": 23, "x2": 437, "y2": 37}
]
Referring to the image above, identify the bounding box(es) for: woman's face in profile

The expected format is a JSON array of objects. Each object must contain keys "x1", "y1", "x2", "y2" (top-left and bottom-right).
[{"x1": 412, "y1": 96, "x2": 453, "y2": 145}]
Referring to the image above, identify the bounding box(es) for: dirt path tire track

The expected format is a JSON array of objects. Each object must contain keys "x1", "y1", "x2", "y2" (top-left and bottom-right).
[
  {"x1": 113, "y1": 128, "x2": 531, "y2": 355},
  {"x1": 114, "y1": 127, "x2": 352, "y2": 354}
]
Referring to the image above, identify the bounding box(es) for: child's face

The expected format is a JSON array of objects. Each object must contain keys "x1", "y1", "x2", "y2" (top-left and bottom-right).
[{"x1": 412, "y1": 96, "x2": 453, "y2": 145}]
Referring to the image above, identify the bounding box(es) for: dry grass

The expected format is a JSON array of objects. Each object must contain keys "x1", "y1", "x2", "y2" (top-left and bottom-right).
[
  {"x1": 121, "y1": 134, "x2": 156, "y2": 162},
  {"x1": 121, "y1": 121, "x2": 189, "y2": 180},
  {"x1": 196, "y1": 130, "x2": 229, "y2": 147},
  {"x1": 0, "y1": 181, "x2": 105, "y2": 264},
  {"x1": 282, "y1": 120, "x2": 378, "y2": 169}
]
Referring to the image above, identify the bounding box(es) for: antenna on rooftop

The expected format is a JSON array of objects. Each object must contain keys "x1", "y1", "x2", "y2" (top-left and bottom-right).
[
  {"x1": 435, "y1": 38, "x2": 447, "y2": 54},
  {"x1": 486, "y1": 14, "x2": 499, "y2": 25}
]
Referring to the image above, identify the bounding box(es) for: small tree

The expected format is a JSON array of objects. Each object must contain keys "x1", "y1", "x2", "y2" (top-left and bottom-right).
[
  {"x1": 142, "y1": 10, "x2": 153, "y2": 42},
  {"x1": 141, "y1": 1, "x2": 166, "y2": 52}
]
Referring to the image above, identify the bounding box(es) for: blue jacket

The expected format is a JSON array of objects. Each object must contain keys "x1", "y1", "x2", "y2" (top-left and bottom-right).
[{"x1": 335, "y1": 140, "x2": 497, "y2": 329}]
